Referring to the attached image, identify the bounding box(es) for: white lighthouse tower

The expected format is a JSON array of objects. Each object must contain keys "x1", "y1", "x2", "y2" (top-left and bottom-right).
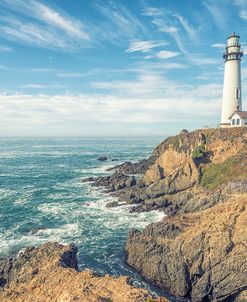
[{"x1": 220, "y1": 32, "x2": 243, "y2": 127}]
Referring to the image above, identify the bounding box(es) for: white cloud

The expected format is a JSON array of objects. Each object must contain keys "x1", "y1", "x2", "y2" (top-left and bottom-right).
[
  {"x1": 20, "y1": 84, "x2": 47, "y2": 89},
  {"x1": 57, "y1": 73, "x2": 85, "y2": 78},
  {"x1": 153, "y1": 19, "x2": 187, "y2": 54},
  {"x1": 239, "y1": 10, "x2": 247, "y2": 20},
  {"x1": 0, "y1": 87, "x2": 221, "y2": 136},
  {"x1": 20, "y1": 84, "x2": 66, "y2": 89},
  {"x1": 126, "y1": 40, "x2": 167, "y2": 53},
  {"x1": 211, "y1": 43, "x2": 225, "y2": 49},
  {"x1": 204, "y1": 1, "x2": 227, "y2": 29},
  {"x1": 142, "y1": 7, "x2": 163, "y2": 17},
  {"x1": 30, "y1": 68, "x2": 54, "y2": 72},
  {"x1": 152, "y1": 19, "x2": 178, "y2": 33},
  {"x1": 94, "y1": 1, "x2": 147, "y2": 43},
  {"x1": 0, "y1": 0, "x2": 90, "y2": 51},
  {"x1": 0, "y1": 44, "x2": 12, "y2": 52},
  {"x1": 175, "y1": 14, "x2": 196, "y2": 41},
  {"x1": 189, "y1": 54, "x2": 220, "y2": 65},
  {"x1": 156, "y1": 50, "x2": 180, "y2": 59}
]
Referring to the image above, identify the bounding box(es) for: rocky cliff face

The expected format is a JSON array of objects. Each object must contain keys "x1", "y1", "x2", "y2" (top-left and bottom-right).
[
  {"x1": 89, "y1": 128, "x2": 247, "y2": 215},
  {"x1": 0, "y1": 242, "x2": 167, "y2": 302},
  {"x1": 87, "y1": 127, "x2": 247, "y2": 301},
  {"x1": 126, "y1": 194, "x2": 247, "y2": 302}
]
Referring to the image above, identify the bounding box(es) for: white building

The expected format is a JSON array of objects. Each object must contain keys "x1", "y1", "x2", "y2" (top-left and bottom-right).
[
  {"x1": 229, "y1": 111, "x2": 247, "y2": 127},
  {"x1": 220, "y1": 32, "x2": 247, "y2": 128}
]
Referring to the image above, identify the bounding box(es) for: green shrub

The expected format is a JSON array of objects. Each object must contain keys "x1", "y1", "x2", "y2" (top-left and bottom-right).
[
  {"x1": 192, "y1": 145, "x2": 205, "y2": 159},
  {"x1": 200, "y1": 156, "x2": 239, "y2": 189}
]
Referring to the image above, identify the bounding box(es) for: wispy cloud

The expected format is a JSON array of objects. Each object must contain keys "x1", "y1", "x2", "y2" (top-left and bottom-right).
[
  {"x1": 19, "y1": 83, "x2": 66, "y2": 89},
  {"x1": 142, "y1": 7, "x2": 163, "y2": 17},
  {"x1": 204, "y1": 1, "x2": 227, "y2": 30},
  {"x1": 0, "y1": 44, "x2": 12, "y2": 52},
  {"x1": 95, "y1": 1, "x2": 146, "y2": 43},
  {"x1": 20, "y1": 84, "x2": 47, "y2": 89},
  {"x1": 126, "y1": 40, "x2": 167, "y2": 53},
  {"x1": 211, "y1": 43, "x2": 225, "y2": 49},
  {"x1": 152, "y1": 19, "x2": 187, "y2": 54},
  {"x1": 57, "y1": 72, "x2": 84, "y2": 78},
  {"x1": 0, "y1": 0, "x2": 90, "y2": 51},
  {"x1": 152, "y1": 19, "x2": 178, "y2": 33},
  {"x1": 156, "y1": 50, "x2": 180, "y2": 59},
  {"x1": 175, "y1": 14, "x2": 197, "y2": 41},
  {"x1": 30, "y1": 68, "x2": 54, "y2": 73}
]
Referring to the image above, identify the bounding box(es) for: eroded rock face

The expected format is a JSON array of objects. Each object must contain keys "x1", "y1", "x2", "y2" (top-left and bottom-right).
[
  {"x1": 0, "y1": 242, "x2": 168, "y2": 302},
  {"x1": 88, "y1": 128, "x2": 247, "y2": 216},
  {"x1": 125, "y1": 195, "x2": 247, "y2": 302}
]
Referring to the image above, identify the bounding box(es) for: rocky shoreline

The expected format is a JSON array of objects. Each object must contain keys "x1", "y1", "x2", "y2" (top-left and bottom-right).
[
  {"x1": 86, "y1": 127, "x2": 247, "y2": 301},
  {"x1": 0, "y1": 242, "x2": 168, "y2": 302},
  {"x1": 1, "y1": 127, "x2": 247, "y2": 301}
]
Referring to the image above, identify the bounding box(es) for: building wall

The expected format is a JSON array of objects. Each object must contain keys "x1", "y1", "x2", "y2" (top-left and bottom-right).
[
  {"x1": 221, "y1": 60, "x2": 242, "y2": 125},
  {"x1": 230, "y1": 113, "x2": 247, "y2": 127}
]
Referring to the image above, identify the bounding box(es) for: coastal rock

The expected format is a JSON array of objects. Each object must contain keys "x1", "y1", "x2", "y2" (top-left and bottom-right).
[
  {"x1": 91, "y1": 128, "x2": 247, "y2": 216},
  {"x1": 0, "y1": 242, "x2": 168, "y2": 302},
  {"x1": 93, "y1": 172, "x2": 136, "y2": 192},
  {"x1": 125, "y1": 194, "x2": 247, "y2": 301},
  {"x1": 106, "y1": 201, "x2": 119, "y2": 208},
  {"x1": 98, "y1": 156, "x2": 108, "y2": 161},
  {"x1": 107, "y1": 158, "x2": 155, "y2": 174},
  {"x1": 82, "y1": 176, "x2": 95, "y2": 182}
]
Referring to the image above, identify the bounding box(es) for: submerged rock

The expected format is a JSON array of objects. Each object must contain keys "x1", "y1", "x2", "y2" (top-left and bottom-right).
[
  {"x1": 0, "y1": 242, "x2": 168, "y2": 302},
  {"x1": 98, "y1": 156, "x2": 108, "y2": 161}
]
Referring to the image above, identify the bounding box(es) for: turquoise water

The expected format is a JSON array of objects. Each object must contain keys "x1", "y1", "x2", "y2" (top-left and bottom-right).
[{"x1": 0, "y1": 137, "x2": 165, "y2": 291}]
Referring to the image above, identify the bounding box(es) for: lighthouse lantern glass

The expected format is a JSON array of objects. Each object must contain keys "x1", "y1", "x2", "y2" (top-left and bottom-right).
[{"x1": 227, "y1": 36, "x2": 239, "y2": 47}]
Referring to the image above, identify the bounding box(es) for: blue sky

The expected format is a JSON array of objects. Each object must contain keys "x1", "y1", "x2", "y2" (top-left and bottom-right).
[{"x1": 1, "y1": 0, "x2": 247, "y2": 137}]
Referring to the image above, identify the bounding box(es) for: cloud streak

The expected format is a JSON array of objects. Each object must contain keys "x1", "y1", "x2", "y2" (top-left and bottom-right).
[
  {"x1": 156, "y1": 50, "x2": 180, "y2": 59},
  {"x1": 126, "y1": 40, "x2": 167, "y2": 53},
  {"x1": 0, "y1": 0, "x2": 90, "y2": 51}
]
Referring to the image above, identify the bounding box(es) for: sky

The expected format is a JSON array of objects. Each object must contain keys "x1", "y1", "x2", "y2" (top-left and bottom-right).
[{"x1": 1, "y1": 0, "x2": 247, "y2": 137}]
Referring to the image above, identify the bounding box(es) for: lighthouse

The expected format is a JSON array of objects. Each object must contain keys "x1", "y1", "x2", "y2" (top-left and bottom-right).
[{"x1": 220, "y1": 32, "x2": 244, "y2": 127}]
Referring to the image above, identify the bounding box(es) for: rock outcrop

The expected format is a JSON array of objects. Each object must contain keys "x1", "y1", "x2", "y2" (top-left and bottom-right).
[
  {"x1": 88, "y1": 128, "x2": 247, "y2": 216},
  {"x1": 0, "y1": 242, "x2": 168, "y2": 302},
  {"x1": 126, "y1": 194, "x2": 247, "y2": 302}
]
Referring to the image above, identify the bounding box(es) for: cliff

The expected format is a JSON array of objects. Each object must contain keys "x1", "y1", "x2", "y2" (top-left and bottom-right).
[
  {"x1": 126, "y1": 194, "x2": 247, "y2": 301},
  {"x1": 88, "y1": 127, "x2": 247, "y2": 301},
  {"x1": 90, "y1": 128, "x2": 247, "y2": 215},
  {"x1": 0, "y1": 242, "x2": 167, "y2": 302}
]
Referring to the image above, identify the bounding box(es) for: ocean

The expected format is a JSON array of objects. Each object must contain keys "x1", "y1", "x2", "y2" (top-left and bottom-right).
[{"x1": 0, "y1": 137, "x2": 166, "y2": 293}]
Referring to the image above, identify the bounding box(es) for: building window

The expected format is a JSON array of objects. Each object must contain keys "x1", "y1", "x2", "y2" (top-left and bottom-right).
[
  {"x1": 237, "y1": 118, "x2": 240, "y2": 125},
  {"x1": 235, "y1": 88, "x2": 241, "y2": 99},
  {"x1": 232, "y1": 119, "x2": 235, "y2": 125}
]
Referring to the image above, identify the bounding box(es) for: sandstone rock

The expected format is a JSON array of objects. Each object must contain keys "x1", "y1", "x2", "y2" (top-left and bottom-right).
[
  {"x1": 91, "y1": 128, "x2": 247, "y2": 216},
  {"x1": 0, "y1": 242, "x2": 168, "y2": 302},
  {"x1": 126, "y1": 194, "x2": 247, "y2": 302}
]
